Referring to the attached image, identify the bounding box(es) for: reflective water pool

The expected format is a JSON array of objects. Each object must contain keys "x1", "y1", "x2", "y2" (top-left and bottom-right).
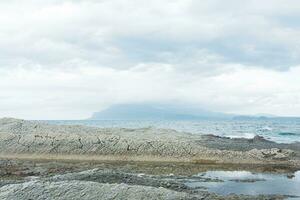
[{"x1": 185, "y1": 171, "x2": 300, "y2": 198}]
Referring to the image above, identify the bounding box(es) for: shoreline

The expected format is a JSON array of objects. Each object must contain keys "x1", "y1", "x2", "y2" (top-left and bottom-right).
[
  {"x1": 0, "y1": 157, "x2": 298, "y2": 200},
  {"x1": 1, "y1": 118, "x2": 300, "y2": 199},
  {"x1": 0, "y1": 118, "x2": 299, "y2": 168}
]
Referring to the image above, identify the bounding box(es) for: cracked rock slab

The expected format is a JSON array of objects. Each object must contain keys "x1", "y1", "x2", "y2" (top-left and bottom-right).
[
  {"x1": 0, "y1": 180, "x2": 194, "y2": 200},
  {"x1": 0, "y1": 118, "x2": 299, "y2": 167}
]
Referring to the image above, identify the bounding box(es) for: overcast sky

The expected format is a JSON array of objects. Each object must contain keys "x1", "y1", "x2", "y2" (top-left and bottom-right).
[{"x1": 1, "y1": 0, "x2": 300, "y2": 119}]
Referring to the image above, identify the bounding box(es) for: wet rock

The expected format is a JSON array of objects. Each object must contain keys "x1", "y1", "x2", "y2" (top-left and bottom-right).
[
  {"x1": 49, "y1": 168, "x2": 190, "y2": 192},
  {"x1": 248, "y1": 148, "x2": 295, "y2": 160},
  {"x1": 0, "y1": 161, "x2": 291, "y2": 200},
  {"x1": 0, "y1": 180, "x2": 194, "y2": 200},
  {"x1": 229, "y1": 178, "x2": 266, "y2": 183},
  {"x1": 252, "y1": 135, "x2": 267, "y2": 142},
  {"x1": 286, "y1": 173, "x2": 295, "y2": 179}
]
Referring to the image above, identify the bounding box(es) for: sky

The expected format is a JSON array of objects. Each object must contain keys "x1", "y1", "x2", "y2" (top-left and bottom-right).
[{"x1": 1, "y1": 0, "x2": 300, "y2": 119}]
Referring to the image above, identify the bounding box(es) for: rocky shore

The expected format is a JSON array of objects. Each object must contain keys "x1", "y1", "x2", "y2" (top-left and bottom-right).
[
  {"x1": 0, "y1": 118, "x2": 300, "y2": 199},
  {"x1": 0, "y1": 159, "x2": 294, "y2": 200},
  {"x1": 0, "y1": 118, "x2": 299, "y2": 167}
]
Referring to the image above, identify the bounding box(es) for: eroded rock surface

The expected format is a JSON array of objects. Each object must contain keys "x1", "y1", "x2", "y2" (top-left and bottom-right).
[
  {"x1": 0, "y1": 118, "x2": 299, "y2": 167},
  {"x1": 0, "y1": 180, "x2": 194, "y2": 200},
  {"x1": 0, "y1": 168, "x2": 289, "y2": 200}
]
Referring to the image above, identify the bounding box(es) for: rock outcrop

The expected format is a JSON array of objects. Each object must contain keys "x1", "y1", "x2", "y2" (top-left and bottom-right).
[
  {"x1": 0, "y1": 180, "x2": 194, "y2": 200},
  {"x1": 0, "y1": 118, "x2": 299, "y2": 167},
  {"x1": 0, "y1": 168, "x2": 288, "y2": 200}
]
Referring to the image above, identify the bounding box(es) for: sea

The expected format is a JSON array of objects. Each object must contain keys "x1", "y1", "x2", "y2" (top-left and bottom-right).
[{"x1": 45, "y1": 118, "x2": 300, "y2": 144}]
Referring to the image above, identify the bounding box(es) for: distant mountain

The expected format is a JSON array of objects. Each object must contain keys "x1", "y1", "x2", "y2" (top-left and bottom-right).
[
  {"x1": 232, "y1": 114, "x2": 300, "y2": 120},
  {"x1": 89, "y1": 103, "x2": 234, "y2": 120},
  {"x1": 254, "y1": 113, "x2": 277, "y2": 118},
  {"x1": 232, "y1": 115, "x2": 270, "y2": 120}
]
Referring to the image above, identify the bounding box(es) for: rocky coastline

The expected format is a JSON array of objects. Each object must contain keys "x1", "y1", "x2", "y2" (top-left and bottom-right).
[{"x1": 0, "y1": 118, "x2": 299, "y2": 199}]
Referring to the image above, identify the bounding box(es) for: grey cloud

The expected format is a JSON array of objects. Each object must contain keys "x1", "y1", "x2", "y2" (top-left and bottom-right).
[
  {"x1": 1, "y1": 0, "x2": 300, "y2": 71},
  {"x1": 1, "y1": 0, "x2": 300, "y2": 119}
]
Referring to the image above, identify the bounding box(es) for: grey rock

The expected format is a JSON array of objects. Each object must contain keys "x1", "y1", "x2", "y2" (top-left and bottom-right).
[
  {"x1": 49, "y1": 168, "x2": 190, "y2": 192},
  {"x1": 0, "y1": 180, "x2": 193, "y2": 200},
  {"x1": 0, "y1": 118, "x2": 299, "y2": 167},
  {"x1": 248, "y1": 148, "x2": 295, "y2": 160}
]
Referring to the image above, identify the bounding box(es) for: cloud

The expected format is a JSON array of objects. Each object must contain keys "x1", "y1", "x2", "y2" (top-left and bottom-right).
[
  {"x1": 0, "y1": 0, "x2": 300, "y2": 119},
  {"x1": 1, "y1": 0, "x2": 300, "y2": 70},
  {"x1": 1, "y1": 64, "x2": 300, "y2": 119}
]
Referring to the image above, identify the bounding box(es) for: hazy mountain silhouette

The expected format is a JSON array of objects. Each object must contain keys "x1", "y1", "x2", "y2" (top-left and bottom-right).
[{"x1": 89, "y1": 103, "x2": 234, "y2": 120}]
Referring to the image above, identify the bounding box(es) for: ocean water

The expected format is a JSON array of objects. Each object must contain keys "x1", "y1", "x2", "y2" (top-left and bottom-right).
[{"x1": 45, "y1": 119, "x2": 300, "y2": 143}]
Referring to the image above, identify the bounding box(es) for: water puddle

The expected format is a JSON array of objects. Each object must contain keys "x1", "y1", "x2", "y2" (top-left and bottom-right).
[{"x1": 185, "y1": 171, "x2": 300, "y2": 198}]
